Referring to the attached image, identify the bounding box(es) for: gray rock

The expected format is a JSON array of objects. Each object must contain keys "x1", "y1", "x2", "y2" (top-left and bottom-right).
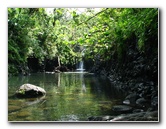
[
  {"x1": 133, "y1": 109, "x2": 144, "y2": 113},
  {"x1": 151, "y1": 96, "x2": 158, "y2": 109},
  {"x1": 112, "y1": 105, "x2": 132, "y2": 113},
  {"x1": 123, "y1": 99, "x2": 130, "y2": 105},
  {"x1": 88, "y1": 116, "x2": 102, "y2": 121},
  {"x1": 88, "y1": 116, "x2": 114, "y2": 121},
  {"x1": 88, "y1": 111, "x2": 158, "y2": 121},
  {"x1": 125, "y1": 93, "x2": 139, "y2": 104},
  {"x1": 110, "y1": 111, "x2": 158, "y2": 121},
  {"x1": 15, "y1": 84, "x2": 46, "y2": 98},
  {"x1": 102, "y1": 116, "x2": 115, "y2": 121},
  {"x1": 136, "y1": 98, "x2": 147, "y2": 107}
]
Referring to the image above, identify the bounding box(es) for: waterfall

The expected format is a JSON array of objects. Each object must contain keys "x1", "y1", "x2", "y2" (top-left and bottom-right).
[
  {"x1": 76, "y1": 49, "x2": 85, "y2": 72},
  {"x1": 76, "y1": 61, "x2": 85, "y2": 71}
]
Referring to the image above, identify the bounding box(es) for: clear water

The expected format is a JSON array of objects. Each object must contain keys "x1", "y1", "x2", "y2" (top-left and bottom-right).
[{"x1": 8, "y1": 72, "x2": 125, "y2": 122}]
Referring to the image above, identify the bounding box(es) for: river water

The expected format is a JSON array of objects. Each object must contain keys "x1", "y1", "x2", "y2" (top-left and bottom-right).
[{"x1": 8, "y1": 72, "x2": 126, "y2": 122}]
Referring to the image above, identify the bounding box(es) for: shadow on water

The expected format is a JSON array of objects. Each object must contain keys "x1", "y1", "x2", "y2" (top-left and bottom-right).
[{"x1": 8, "y1": 72, "x2": 126, "y2": 121}]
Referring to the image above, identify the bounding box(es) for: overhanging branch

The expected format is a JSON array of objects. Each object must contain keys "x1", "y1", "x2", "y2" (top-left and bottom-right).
[{"x1": 77, "y1": 8, "x2": 109, "y2": 26}]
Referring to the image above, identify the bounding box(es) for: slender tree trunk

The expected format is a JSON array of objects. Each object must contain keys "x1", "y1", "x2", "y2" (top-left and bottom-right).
[{"x1": 58, "y1": 56, "x2": 61, "y2": 67}]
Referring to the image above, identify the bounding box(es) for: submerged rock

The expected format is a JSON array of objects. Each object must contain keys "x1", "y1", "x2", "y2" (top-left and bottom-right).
[
  {"x1": 110, "y1": 111, "x2": 158, "y2": 121},
  {"x1": 88, "y1": 116, "x2": 115, "y2": 121},
  {"x1": 88, "y1": 111, "x2": 158, "y2": 121},
  {"x1": 15, "y1": 84, "x2": 46, "y2": 98},
  {"x1": 25, "y1": 95, "x2": 46, "y2": 106},
  {"x1": 112, "y1": 105, "x2": 133, "y2": 113}
]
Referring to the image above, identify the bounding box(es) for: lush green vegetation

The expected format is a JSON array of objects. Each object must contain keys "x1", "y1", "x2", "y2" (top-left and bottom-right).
[{"x1": 8, "y1": 8, "x2": 158, "y2": 75}]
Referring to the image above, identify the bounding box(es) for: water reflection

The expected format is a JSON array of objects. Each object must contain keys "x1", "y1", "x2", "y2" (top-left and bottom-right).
[
  {"x1": 24, "y1": 96, "x2": 46, "y2": 106},
  {"x1": 8, "y1": 73, "x2": 125, "y2": 121},
  {"x1": 80, "y1": 73, "x2": 86, "y2": 93}
]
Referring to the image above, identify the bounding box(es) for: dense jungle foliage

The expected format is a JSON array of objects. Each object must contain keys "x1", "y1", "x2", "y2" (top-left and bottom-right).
[{"x1": 8, "y1": 8, "x2": 158, "y2": 75}]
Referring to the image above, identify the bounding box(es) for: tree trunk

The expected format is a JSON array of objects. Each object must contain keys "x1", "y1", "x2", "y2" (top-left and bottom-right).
[{"x1": 58, "y1": 56, "x2": 61, "y2": 67}]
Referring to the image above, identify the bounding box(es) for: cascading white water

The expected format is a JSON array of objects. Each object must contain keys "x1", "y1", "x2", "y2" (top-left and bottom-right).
[
  {"x1": 76, "y1": 60, "x2": 85, "y2": 71},
  {"x1": 76, "y1": 49, "x2": 85, "y2": 72}
]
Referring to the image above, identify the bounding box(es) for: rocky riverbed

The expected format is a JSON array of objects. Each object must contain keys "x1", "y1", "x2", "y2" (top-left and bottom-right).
[
  {"x1": 88, "y1": 110, "x2": 158, "y2": 121},
  {"x1": 89, "y1": 40, "x2": 158, "y2": 121},
  {"x1": 87, "y1": 75, "x2": 158, "y2": 122}
]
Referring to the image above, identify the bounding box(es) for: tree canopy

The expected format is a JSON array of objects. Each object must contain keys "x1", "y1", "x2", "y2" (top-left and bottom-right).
[{"x1": 8, "y1": 8, "x2": 158, "y2": 75}]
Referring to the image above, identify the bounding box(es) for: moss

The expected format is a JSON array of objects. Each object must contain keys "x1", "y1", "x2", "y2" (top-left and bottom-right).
[
  {"x1": 17, "y1": 111, "x2": 31, "y2": 117},
  {"x1": 8, "y1": 105, "x2": 21, "y2": 113},
  {"x1": 18, "y1": 89, "x2": 25, "y2": 95}
]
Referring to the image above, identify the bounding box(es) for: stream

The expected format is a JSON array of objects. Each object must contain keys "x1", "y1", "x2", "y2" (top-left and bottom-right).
[{"x1": 8, "y1": 72, "x2": 126, "y2": 121}]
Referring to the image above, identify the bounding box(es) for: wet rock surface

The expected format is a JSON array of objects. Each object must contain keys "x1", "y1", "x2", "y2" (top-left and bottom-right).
[
  {"x1": 112, "y1": 105, "x2": 133, "y2": 113},
  {"x1": 110, "y1": 111, "x2": 158, "y2": 121},
  {"x1": 87, "y1": 79, "x2": 158, "y2": 121},
  {"x1": 89, "y1": 39, "x2": 158, "y2": 121},
  {"x1": 88, "y1": 111, "x2": 158, "y2": 121},
  {"x1": 88, "y1": 80, "x2": 158, "y2": 121},
  {"x1": 15, "y1": 83, "x2": 46, "y2": 98}
]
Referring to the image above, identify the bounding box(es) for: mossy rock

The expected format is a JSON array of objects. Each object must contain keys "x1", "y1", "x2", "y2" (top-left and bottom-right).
[{"x1": 15, "y1": 84, "x2": 46, "y2": 98}]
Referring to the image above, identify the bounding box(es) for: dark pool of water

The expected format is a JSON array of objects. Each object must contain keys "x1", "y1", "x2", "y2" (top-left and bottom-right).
[{"x1": 8, "y1": 72, "x2": 126, "y2": 122}]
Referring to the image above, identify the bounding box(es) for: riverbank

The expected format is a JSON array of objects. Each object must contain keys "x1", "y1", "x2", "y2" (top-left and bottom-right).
[{"x1": 89, "y1": 37, "x2": 158, "y2": 121}]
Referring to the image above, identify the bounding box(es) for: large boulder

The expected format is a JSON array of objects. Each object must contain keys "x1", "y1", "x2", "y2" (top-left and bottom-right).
[{"x1": 15, "y1": 84, "x2": 46, "y2": 98}]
